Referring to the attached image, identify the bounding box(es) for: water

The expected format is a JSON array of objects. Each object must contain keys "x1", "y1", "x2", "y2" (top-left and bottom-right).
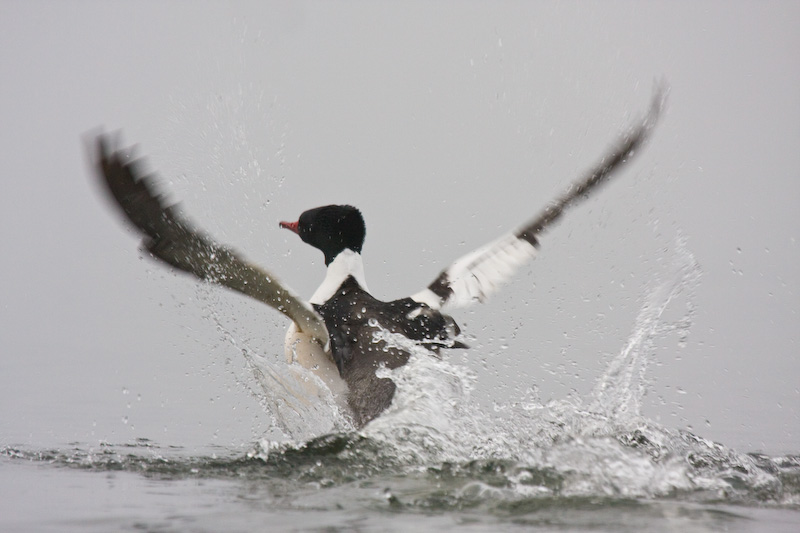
[{"x1": 2, "y1": 246, "x2": 799, "y2": 531}]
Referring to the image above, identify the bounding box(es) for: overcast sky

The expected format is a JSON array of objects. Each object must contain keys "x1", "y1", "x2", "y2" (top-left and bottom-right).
[{"x1": 1, "y1": 1, "x2": 798, "y2": 454}]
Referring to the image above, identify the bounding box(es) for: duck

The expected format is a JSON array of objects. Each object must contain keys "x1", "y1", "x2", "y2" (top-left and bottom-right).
[{"x1": 91, "y1": 89, "x2": 664, "y2": 428}]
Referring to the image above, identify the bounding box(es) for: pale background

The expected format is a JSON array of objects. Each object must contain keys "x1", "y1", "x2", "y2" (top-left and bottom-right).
[{"x1": 1, "y1": 1, "x2": 797, "y2": 454}]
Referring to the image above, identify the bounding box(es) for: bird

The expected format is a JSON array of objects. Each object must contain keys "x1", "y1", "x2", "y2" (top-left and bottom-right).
[{"x1": 90, "y1": 88, "x2": 665, "y2": 428}]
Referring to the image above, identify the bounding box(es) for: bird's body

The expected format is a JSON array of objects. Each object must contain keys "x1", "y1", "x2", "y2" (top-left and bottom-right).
[
  {"x1": 90, "y1": 87, "x2": 665, "y2": 428},
  {"x1": 277, "y1": 228, "x2": 467, "y2": 426}
]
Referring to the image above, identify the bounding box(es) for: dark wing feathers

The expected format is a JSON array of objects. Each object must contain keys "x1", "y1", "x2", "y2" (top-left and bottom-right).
[
  {"x1": 516, "y1": 86, "x2": 664, "y2": 242},
  {"x1": 415, "y1": 85, "x2": 666, "y2": 311},
  {"x1": 92, "y1": 135, "x2": 329, "y2": 346}
]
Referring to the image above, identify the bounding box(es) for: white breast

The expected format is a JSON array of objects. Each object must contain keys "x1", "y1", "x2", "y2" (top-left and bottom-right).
[{"x1": 284, "y1": 322, "x2": 349, "y2": 399}]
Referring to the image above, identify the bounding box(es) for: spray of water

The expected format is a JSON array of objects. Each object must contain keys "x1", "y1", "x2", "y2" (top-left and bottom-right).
[{"x1": 233, "y1": 235, "x2": 798, "y2": 503}]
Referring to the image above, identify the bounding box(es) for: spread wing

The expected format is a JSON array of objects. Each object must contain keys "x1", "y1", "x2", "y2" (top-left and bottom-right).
[
  {"x1": 90, "y1": 133, "x2": 329, "y2": 347},
  {"x1": 412, "y1": 85, "x2": 667, "y2": 311}
]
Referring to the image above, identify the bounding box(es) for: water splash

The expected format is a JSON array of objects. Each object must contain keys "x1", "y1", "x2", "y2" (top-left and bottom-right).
[
  {"x1": 221, "y1": 235, "x2": 797, "y2": 505},
  {"x1": 588, "y1": 233, "x2": 701, "y2": 430},
  {"x1": 203, "y1": 300, "x2": 353, "y2": 442}
]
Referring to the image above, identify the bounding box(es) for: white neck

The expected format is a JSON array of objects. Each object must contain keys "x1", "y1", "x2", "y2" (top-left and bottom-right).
[{"x1": 309, "y1": 249, "x2": 369, "y2": 305}]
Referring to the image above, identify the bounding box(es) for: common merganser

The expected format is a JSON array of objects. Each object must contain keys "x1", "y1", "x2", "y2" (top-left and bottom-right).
[{"x1": 91, "y1": 88, "x2": 664, "y2": 427}]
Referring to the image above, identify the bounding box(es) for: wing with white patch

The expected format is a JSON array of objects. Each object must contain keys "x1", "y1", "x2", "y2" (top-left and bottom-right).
[
  {"x1": 413, "y1": 85, "x2": 667, "y2": 311},
  {"x1": 90, "y1": 133, "x2": 329, "y2": 347},
  {"x1": 412, "y1": 232, "x2": 539, "y2": 310}
]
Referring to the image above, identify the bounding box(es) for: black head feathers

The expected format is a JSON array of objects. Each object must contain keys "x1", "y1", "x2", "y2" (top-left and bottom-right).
[{"x1": 281, "y1": 205, "x2": 366, "y2": 265}]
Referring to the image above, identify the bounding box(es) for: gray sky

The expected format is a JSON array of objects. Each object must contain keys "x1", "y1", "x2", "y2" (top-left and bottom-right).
[{"x1": 1, "y1": 1, "x2": 798, "y2": 454}]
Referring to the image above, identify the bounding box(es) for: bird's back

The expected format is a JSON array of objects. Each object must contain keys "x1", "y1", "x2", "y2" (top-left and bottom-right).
[{"x1": 314, "y1": 276, "x2": 462, "y2": 427}]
